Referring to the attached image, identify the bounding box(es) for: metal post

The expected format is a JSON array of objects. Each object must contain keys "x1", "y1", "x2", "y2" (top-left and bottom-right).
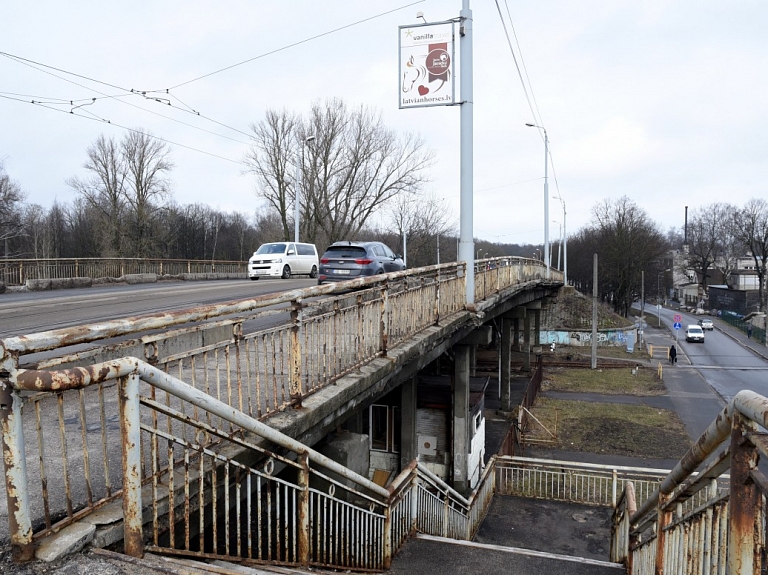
[
  {"x1": 728, "y1": 413, "x2": 761, "y2": 574},
  {"x1": 290, "y1": 298, "x2": 303, "y2": 406},
  {"x1": 543, "y1": 130, "x2": 550, "y2": 278},
  {"x1": 459, "y1": 0, "x2": 474, "y2": 304},
  {"x1": 526, "y1": 123, "x2": 550, "y2": 279},
  {"x1": 294, "y1": 135, "x2": 314, "y2": 243},
  {"x1": 592, "y1": 253, "x2": 598, "y2": 370},
  {"x1": 654, "y1": 493, "x2": 672, "y2": 575},
  {"x1": 119, "y1": 373, "x2": 144, "y2": 558},
  {"x1": 563, "y1": 200, "x2": 567, "y2": 285},
  {"x1": 0, "y1": 375, "x2": 34, "y2": 562},
  {"x1": 297, "y1": 452, "x2": 310, "y2": 566},
  {"x1": 403, "y1": 230, "x2": 407, "y2": 267},
  {"x1": 380, "y1": 283, "x2": 390, "y2": 356}
]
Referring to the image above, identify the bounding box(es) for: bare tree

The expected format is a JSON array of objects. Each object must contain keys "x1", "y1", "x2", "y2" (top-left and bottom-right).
[
  {"x1": 388, "y1": 192, "x2": 453, "y2": 267},
  {"x1": 0, "y1": 163, "x2": 26, "y2": 258},
  {"x1": 686, "y1": 203, "x2": 736, "y2": 290},
  {"x1": 245, "y1": 99, "x2": 434, "y2": 246},
  {"x1": 733, "y1": 199, "x2": 768, "y2": 314},
  {"x1": 67, "y1": 135, "x2": 127, "y2": 255},
  {"x1": 589, "y1": 196, "x2": 667, "y2": 316},
  {"x1": 122, "y1": 129, "x2": 173, "y2": 257},
  {"x1": 244, "y1": 110, "x2": 297, "y2": 241}
]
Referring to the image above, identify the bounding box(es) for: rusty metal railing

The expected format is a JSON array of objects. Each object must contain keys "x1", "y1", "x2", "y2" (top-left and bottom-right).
[
  {"x1": 1, "y1": 258, "x2": 559, "y2": 567},
  {"x1": 611, "y1": 390, "x2": 768, "y2": 574},
  {"x1": 474, "y1": 257, "x2": 563, "y2": 303},
  {"x1": 0, "y1": 257, "x2": 246, "y2": 286},
  {"x1": 2, "y1": 358, "x2": 394, "y2": 569}
]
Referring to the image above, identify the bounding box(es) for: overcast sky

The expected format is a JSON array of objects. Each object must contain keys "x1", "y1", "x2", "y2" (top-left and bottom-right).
[{"x1": 2, "y1": 1, "x2": 766, "y2": 247}]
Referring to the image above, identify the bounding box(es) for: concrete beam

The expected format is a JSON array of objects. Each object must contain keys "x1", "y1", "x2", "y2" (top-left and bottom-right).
[
  {"x1": 459, "y1": 325, "x2": 492, "y2": 346},
  {"x1": 502, "y1": 307, "x2": 526, "y2": 319},
  {"x1": 526, "y1": 301, "x2": 542, "y2": 310}
]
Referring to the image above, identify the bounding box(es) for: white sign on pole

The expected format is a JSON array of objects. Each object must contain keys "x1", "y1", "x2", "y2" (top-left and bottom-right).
[{"x1": 398, "y1": 21, "x2": 455, "y2": 108}]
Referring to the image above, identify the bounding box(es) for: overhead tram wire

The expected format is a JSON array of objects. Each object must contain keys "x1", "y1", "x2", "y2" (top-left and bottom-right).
[
  {"x1": 1, "y1": 2, "x2": 426, "y2": 143},
  {"x1": 0, "y1": 93, "x2": 247, "y2": 167},
  {"x1": 1, "y1": 52, "x2": 253, "y2": 144},
  {"x1": 165, "y1": 0, "x2": 427, "y2": 90},
  {"x1": 503, "y1": 0, "x2": 545, "y2": 130},
  {"x1": 494, "y1": 3, "x2": 564, "y2": 203},
  {"x1": 492, "y1": 0, "x2": 539, "y2": 127}
]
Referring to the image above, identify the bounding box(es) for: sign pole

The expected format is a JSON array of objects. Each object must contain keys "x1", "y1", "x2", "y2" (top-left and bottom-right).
[{"x1": 458, "y1": 0, "x2": 474, "y2": 304}]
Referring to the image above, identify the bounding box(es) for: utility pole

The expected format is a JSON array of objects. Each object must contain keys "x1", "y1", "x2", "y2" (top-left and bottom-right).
[{"x1": 591, "y1": 253, "x2": 598, "y2": 369}]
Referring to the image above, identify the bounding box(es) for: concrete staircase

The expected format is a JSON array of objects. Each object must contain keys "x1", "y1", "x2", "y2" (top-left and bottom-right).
[{"x1": 388, "y1": 535, "x2": 623, "y2": 575}]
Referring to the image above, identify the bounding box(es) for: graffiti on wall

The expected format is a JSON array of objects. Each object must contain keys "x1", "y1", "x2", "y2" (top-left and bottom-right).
[{"x1": 540, "y1": 328, "x2": 634, "y2": 347}]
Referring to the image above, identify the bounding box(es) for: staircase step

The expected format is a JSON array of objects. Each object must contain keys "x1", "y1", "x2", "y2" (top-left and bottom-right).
[{"x1": 389, "y1": 534, "x2": 624, "y2": 575}]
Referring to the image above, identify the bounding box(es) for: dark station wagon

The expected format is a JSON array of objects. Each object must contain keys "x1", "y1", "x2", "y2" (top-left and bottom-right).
[{"x1": 318, "y1": 241, "x2": 405, "y2": 285}]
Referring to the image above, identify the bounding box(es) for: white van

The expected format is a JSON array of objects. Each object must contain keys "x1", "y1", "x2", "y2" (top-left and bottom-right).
[{"x1": 248, "y1": 242, "x2": 319, "y2": 280}]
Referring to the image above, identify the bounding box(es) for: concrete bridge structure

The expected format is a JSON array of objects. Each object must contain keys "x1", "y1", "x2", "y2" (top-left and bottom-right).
[{"x1": 0, "y1": 258, "x2": 562, "y2": 567}]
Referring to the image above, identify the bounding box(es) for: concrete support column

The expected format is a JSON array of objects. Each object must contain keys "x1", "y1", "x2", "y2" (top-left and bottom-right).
[
  {"x1": 453, "y1": 345, "x2": 470, "y2": 494},
  {"x1": 500, "y1": 317, "x2": 512, "y2": 412},
  {"x1": 513, "y1": 317, "x2": 521, "y2": 351},
  {"x1": 469, "y1": 345, "x2": 477, "y2": 377},
  {"x1": 523, "y1": 313, "x2": 532, "y2": 371},
  {"x1": 400, "y1": 376, "x2": 418, "y2": 469},
  {"x1": 534, "y1": 308, "x2": 541, "y2": 350}
]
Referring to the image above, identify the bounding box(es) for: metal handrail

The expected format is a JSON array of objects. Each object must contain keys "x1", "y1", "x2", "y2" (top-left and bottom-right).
[{"x1": 616, "y1": 390, "x2": 768, "y2": 574}]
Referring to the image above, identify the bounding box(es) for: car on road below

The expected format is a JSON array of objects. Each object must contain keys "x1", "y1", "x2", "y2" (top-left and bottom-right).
[
  {"x1": 685, "y1": 324, "x2": 705, "y2": 343},
  {"x1": 698, "y1": 318, "x2": 714, "y2": 330},
  {"x1": 318, "y1": 241, "x2": 405, "y2": 284}
]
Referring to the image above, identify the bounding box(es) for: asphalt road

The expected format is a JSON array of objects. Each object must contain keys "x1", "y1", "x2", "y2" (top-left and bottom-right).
[
  {"x1": 0, "y1": 278, "x2": 319, "y2": 339},
  {"x1": 657, "y1": 306, "x2": 768, "y2": 402}
]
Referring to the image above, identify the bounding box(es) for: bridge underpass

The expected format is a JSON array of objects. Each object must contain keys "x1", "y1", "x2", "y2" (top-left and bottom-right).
[{"x1": 1, "y1": 258, "x2": 564, "y2": 569}]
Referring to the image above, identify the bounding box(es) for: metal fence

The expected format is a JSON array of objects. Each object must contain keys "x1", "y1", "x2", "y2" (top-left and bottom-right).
[
  {"x1": 1, "y1": 257, "x2": 562, "y2": 568},
  {"x1": 0, "y1": 258, "x2": 246, "y2": 285},
  {"x1": 719, "y1": 312, "x2": 766, "y2": 345},
  {"x1": 611, "y1": 390, "x2": 768, "y2": 575}
]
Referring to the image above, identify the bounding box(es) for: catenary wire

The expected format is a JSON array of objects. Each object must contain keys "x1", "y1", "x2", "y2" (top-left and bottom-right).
[
  {"x1": 1, "y1": 52, "x2": 252, "y2": 145},
  {"x1": 166, "y1": 0, "x2": 426, "y2": 90},
  {"x1": 0, "y1": 94, "x2": 247, "y2": 166}
]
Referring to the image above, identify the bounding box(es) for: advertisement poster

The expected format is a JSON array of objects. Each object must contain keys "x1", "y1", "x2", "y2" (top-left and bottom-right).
[{"x1": 399, "y1": 21, "x2": 455, "y2": 108}]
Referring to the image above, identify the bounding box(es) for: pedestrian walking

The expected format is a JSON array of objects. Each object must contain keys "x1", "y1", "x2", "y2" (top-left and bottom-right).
[
  {"x1": 747, "y1": 324, "x2": 753, "y2": 339},
  {"x1": 669, "y1": 344, "x2": 677, "y2": 365}
]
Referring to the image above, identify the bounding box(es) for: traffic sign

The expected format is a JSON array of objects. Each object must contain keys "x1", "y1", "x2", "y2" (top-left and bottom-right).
[
  {"x1": 673, "y1": 322, "x2": 682, "y2": 330},
  {"x1": 674, "y1": 314, "x2": 682, "y2": 323}
]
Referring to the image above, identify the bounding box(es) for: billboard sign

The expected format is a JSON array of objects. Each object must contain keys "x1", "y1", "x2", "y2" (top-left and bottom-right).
[{"x1": 398, "y1": 21, "x2": 455, "y2": 108}]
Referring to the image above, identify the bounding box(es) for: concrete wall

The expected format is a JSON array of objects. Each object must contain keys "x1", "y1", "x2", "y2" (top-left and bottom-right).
[{"x1": 539, "y1": 326, "x2": 637, "y2": 347}]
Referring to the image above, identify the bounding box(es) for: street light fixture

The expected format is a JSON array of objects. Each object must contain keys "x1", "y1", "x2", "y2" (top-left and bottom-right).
[
  {"x1": 526, "y1": 122, "x2": 550, "y2": 279},
  {"x1": 552, "y1": 195, "x2": 567, "y2": 285},
  {"x1": 294, "y1": 134, "x2": 315, "y2": 243}
]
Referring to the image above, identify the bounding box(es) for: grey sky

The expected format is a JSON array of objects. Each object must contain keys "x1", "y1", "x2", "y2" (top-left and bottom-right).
[{"x1": 1, "y1": 1, "x2": 766, "y2": 246}]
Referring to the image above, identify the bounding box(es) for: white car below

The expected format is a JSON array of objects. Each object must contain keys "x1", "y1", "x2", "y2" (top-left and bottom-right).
[{"x1": 685, "y1": 325, "x2": 705, "y2": 343}]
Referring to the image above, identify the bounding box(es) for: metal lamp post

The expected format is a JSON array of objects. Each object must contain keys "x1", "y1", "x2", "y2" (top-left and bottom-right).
[
  {"x1": 294, "y1": 135, "x2": 315, "y2": 243},
  {"x1": 526, "y1": 123, "x2": 549, "y2": 279},
  {"x1": 553, "y1": 196, "x2": 567, "y2": 285}
]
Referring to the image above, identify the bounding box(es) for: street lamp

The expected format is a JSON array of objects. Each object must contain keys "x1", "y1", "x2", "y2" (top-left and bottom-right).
[
  {"x1": 552, "y1": 195, "x2": 567, "y2": 285},
  {"x1": 526, "y1": 123, "x2": 550, "y2": 279},
  {"x1": 657, "y1": 268, "x2": 671, "y2": 327},
  {"x1": 294, "y1": 134, "x2": 315, "y2": 243}
]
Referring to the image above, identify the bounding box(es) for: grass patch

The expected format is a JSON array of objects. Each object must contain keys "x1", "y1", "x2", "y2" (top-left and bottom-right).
[
  {"x1": 544, "y1": 366, "x2": 665, "y2": 396},
  {"x1": 552, "y1": 345, "x2": 651, "y2": 361},
  {"x1": 528, "y1": 397, "x2": 691, "y2": 459}
]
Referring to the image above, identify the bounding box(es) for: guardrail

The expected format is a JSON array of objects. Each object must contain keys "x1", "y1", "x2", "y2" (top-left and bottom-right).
[
  {"x1": 0, "y1": 258, "x2": 247, "y2": 286},
  {"x1": 611, "y1": 390, "x2": 764, "y2": 574}
]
